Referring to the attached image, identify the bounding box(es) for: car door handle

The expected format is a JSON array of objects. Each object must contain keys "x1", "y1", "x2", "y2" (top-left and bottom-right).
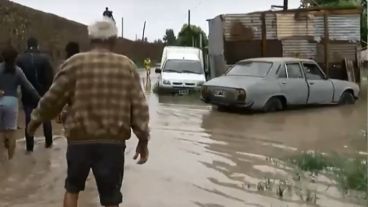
[
  {"x1": 309, "y1": 82, "x2": 315, "y2": 85},
  {"x1": 281, "y1": 82, "x2": 287, "y2": 85}
]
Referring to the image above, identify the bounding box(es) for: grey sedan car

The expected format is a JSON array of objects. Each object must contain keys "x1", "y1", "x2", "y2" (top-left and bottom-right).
[{"x1": 201, "y1": 58, "x2": 360, "y2": 112}]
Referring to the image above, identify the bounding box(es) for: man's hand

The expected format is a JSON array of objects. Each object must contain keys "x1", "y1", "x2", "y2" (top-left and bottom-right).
[
  {"x1": 133, "y1": 140, "x2": 149, "y2": 165},
  {"x1": 27, "y1": 120, "x2": 42, "y2": 137},
  {"x1": 0, "y1": 90, "x2": 4, "y2": 97}
]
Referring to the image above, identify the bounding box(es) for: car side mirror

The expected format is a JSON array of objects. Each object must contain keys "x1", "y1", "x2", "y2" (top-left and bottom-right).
[{"x1": 155, "y1": 68, "x2": 162, "y2": 74}]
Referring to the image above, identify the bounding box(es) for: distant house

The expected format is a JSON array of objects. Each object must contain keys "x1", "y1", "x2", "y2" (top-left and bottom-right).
[{"x1": 207, "y1": 7, "x2": 362, "y2": 80}]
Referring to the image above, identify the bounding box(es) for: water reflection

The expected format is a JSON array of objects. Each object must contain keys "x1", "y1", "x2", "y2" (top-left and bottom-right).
[{"x1": 199, "y1": 101, "x2": 367, "y2": 206}]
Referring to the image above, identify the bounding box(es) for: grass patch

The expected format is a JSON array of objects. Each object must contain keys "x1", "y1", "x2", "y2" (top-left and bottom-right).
[
  {"x1": 290, "y1": 152, "x2": 330, "y2": 173},
  {"x1": 289, "y1": 152, "x2": 367, "y2": 194}
]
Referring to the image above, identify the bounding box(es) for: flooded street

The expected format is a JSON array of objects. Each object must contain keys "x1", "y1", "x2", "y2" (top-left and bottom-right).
[{"x1": 0, "y1": 73, "x2": 367, "y2": 207}]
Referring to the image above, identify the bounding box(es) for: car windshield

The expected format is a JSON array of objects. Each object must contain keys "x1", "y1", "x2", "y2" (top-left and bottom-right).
[
  {"x1": 163, "y1": 59, "x2": 203, "y2": 74},
  {"x1": 226, "y1": 61, "x2": 273, "y2": 77}
]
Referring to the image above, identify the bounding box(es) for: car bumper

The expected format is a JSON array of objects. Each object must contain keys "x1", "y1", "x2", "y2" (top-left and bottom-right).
[
  {"x1": 201, "y1": 97, "x2": 253, "y2": 109},
  {"x1": 157, "y1": 85, "x2": 201, "y2": 94}
]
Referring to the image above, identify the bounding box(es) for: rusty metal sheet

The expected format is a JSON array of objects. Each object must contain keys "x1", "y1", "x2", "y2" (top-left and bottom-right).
[
  {"x1": 223, "y1": 14, "x2": 262, "y2": 41},
  {"x1": 317, "y1": 43, "x2": 358, "y2": 63},
  {"x1": 208, "y1": 16, "x2": 225, "y2": 56},
  {"x1": 224, "y1": 40, "x2": 282, "y2": 64},
  {"x1": 222, "y1": 13, "x2": 277, "y2": 41},
  {"x1": 314, "y1": 15, "x2": 360, "y2": 42},
  {"x1": 276, "y1": 13, "x2": 315, "y2": 39},
  {"x1": 282, "y1": 39, "x2": 317, "y2": 59},
  {"x1": 265, "y1": 13, "x2": 277, "y2": 40}
]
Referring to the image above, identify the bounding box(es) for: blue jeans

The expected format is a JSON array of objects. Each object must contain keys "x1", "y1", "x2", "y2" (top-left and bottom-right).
[
  {"x1": 0, "y1": 96, "x2": 18, "y2": 130},
  {"x1": 24, "y1": 105, "x2": 53, "y2": 151}
]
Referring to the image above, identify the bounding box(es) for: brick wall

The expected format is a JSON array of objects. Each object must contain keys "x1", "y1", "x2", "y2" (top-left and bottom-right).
[{"x1": 0, "y1": 0, "x2": 163, "y2": 67}]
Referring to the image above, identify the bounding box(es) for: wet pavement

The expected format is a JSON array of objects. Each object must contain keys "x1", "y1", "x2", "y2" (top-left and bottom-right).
[{"x1": 0, "y1": 72, "x2": 367, "y2": 207}]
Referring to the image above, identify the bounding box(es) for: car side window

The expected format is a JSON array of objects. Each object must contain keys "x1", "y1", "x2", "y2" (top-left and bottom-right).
[
  {"x1": 303, "y1": 63, "x2": 324, "y2": 80},
  {"x1": 286, "y1": 63, "x2": 303, "y2": 79},
  {"x1": 277, "y1": 65, "x2": 287, "y2": 78}
]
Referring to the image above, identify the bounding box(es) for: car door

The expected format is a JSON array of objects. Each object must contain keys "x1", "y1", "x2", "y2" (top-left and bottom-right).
[
  {"x1": 302, "y1": 62, "x2": 334, "y2": 104},
  {"x1": 277, "y1": 62, "x2": 309, "y2": 105}
]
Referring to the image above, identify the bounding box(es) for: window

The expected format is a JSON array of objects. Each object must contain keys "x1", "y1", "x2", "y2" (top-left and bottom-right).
[
  {"x1": 226, "y1": 61, "x2": 273, "y2": 77},
  {"x1": 163, "y1": 60, "x2": 203, "y2": 74},
  {"x1": 286, "y1": 63, "x2": 303, "y2": 79},
  {"x1": 277, "y1": 65, "x2": 287, "y2": 78},
  {"x1": 303, "y1": 63, "x2": 324, "y2": 80}
]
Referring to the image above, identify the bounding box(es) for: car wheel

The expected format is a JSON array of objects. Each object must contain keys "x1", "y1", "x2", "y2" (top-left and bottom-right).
[
  {"x1": 339, "y1": 91, "x2": 355, "y2": 105},
  {"x1": 263, "y1": 97, "x2": 283, "y2": 113}
]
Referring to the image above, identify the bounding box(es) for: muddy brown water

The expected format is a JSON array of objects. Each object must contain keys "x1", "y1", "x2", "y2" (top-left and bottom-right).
[{"x1": 0, "y1": 74, "x2": 367, "y2": 207}]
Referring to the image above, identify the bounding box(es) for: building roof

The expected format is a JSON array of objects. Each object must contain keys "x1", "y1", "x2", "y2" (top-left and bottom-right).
[
  {"x1": 210, "y1": 6, "x2": 362, "y2": 21},
  {"x1": 239, "y1": 57, "x2": 315, "y2": 63}
]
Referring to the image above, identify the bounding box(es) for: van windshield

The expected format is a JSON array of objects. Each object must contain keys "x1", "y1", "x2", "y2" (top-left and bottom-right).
[
  {"x1": 163, "y1": 59, "x2": 203, "y2": 74},
  {"x1": 226, "y1": 61, "x2": 273, "y2": 77}
]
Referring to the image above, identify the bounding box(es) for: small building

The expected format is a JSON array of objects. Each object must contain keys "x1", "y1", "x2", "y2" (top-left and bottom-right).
[{"x1": 207, "y1": 7, "x2": 362, "y2": 80}]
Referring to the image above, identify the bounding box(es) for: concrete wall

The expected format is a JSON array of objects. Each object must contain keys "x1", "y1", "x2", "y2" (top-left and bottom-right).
[
  {"x1": 114, "y1": 38, "x2": 164, "y2": 66},
  {"x1": 0, "y1": 0, "x2": 163, "y2": 67},
  {"x1": 0, "y1": 0, "x2": 89, "y2": 65}
]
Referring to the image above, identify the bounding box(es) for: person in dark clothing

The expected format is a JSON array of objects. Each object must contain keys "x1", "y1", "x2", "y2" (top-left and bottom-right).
[
  {"x1": 17, "y1": 38, "x2": 54, "y2": 152},
  {"x1": 103, "y1": 7, "x2": 115, "y2": 22},
  {"x1": 65, "y1": 42, "x2": 80, "y2": 59},
  {"x1": 56, "y1": 42, "x2": 80, "y2": 124}
]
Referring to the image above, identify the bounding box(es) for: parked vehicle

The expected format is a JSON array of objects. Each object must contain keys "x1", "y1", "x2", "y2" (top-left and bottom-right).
[
  {"x1": 201, "y1": 57, "x2": 360, "y2": 112},
  {"x1": 155, "y1": 46, "x2": 206, "y2": 95}
]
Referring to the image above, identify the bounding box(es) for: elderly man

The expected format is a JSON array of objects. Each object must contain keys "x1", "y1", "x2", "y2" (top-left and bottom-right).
[{"x1": 28, "y1": 18, "x2": 150, "y2": 207}]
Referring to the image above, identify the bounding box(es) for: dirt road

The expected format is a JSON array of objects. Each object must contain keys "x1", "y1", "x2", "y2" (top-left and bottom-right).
[{"x1": 0, "y1": 74, "x2": 366, "y2": 207}]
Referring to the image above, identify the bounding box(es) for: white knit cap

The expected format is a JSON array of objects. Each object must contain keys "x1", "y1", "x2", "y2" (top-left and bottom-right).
[{"x1": 88, "y1": 17, "x2": 118, "y2": 40}]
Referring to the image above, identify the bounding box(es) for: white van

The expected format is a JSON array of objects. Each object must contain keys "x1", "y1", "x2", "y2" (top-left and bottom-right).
[{"x1": 156, "y1": 46, "x2": 206, "y2": 94}]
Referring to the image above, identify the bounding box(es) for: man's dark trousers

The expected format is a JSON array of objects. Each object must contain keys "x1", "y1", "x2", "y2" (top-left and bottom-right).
[{"x1": 24, "y1": 105, "x2": 53, "y2": 151}]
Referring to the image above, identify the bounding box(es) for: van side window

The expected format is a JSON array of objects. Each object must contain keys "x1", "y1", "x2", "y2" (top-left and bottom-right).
[{"x1": 286, "y1": 63, "x2": 303, "y2": 79}]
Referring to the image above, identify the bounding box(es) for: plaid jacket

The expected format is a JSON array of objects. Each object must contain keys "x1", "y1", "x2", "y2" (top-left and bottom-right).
[{"x1": 31, "y1": 50, "x2": 149, "y2": 144}]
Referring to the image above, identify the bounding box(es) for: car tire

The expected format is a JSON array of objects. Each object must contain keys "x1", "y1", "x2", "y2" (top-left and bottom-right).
[
  {"x1": 263, "y1": 97, "x2": 283, "y2": 113},
  {"x1": 217, "y1": 105, "x2": 230, "y2": 112},
  {"x1": 339, "y1": 91, "x2": 355, "y2": 105}
]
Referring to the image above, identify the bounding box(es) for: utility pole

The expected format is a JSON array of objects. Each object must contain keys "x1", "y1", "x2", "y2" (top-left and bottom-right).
[
  {"x1": 199, "y1": 33, "x2": 203, "y2": 49},
  {"x1": 271, "y1": 0, "x2": 288, "y2": 11},
  {"x1": 121, "y1": 17, "x2": 124, "y2": 38},
  {"x1": 142, "y1": 21, "x2": 146, "y2": 41},
  {"x1": 283, "y1": 0, "x2": 288, "y2": 11},
  {"x1": 188, "y1": 10, "x2": 191, "y2": 27}
]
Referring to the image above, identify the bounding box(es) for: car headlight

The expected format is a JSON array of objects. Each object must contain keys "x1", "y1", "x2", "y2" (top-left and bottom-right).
[
  {"x1": 236, "y1": 89, "x2": 246, "y2": 101},
  {"x1": 197, "y1": 81, "x2": 205, "y2": 86},
  {"x1": 163, "y1": 80, "x2": 171, "y2": 85}
]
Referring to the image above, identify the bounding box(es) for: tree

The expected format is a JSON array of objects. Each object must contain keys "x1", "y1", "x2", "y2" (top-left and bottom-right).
[
  {"x1": 301, "y1": 0, "x2": 361, "y2": 7},
  {"x1": 177, "y1": 24, "x2": 208, "y2": 48},
  {"x1": 154, "y1": 39, "x2": 163, "y2": 44},
  {"x1": 163, "y1": 29, "x2": 177, "y2": 45},
  {"x1": 301, "y1": 0, "x2": 367, "y2": 47}
]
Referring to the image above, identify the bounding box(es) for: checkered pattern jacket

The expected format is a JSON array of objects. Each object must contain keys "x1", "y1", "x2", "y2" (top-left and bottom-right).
[{"x1": 31, "y1": 50, "x2": 149, "y2": 144}]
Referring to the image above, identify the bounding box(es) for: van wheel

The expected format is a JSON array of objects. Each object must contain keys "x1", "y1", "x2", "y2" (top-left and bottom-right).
[
  {"x1": 263, "y1": 97, "x2": 283, "y2": 113},
  {"x1": 339, "y1": 91, "x2": 355, "y2": 105}
]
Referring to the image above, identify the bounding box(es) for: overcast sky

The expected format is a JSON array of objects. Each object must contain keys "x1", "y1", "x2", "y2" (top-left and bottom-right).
[{"x1": 11, "y1": 0, "x2": 301, "y2": 41}]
